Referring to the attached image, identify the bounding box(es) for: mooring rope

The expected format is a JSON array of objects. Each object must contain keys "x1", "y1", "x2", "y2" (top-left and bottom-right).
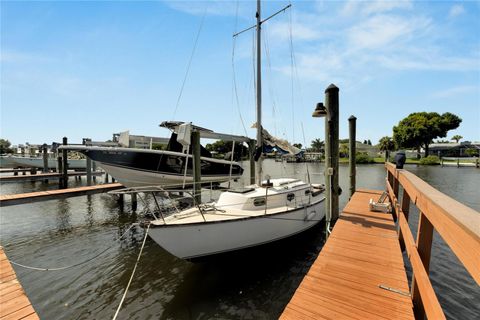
[
  {"x1": 112, "y1": 223, "x2": 150, "y2": 320},
  {"x1": 9, "y1": 223, "x2": 138, "y2": 271}
]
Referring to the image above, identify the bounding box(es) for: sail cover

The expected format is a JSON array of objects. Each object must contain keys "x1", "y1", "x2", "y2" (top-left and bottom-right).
[{"x1": 262, "y1": 128, "x2": 303, "y2": 156}]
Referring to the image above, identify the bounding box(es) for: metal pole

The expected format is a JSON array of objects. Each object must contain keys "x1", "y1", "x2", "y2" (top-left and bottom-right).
[
  {"x1": 192, "y1": 130, "x2": 202, "y2": 205},
  {"x1": 348, "y1": 115, "x2": 356, "y2": 199},
  {"x1": 255, "y1": 0, "x2": 263, "y2": 185},
  {"x1": 325, "y1": 84, "x2": 340, "y2": 222},
  {"x1": 249, "y1": 139, "x2": 255, "y2": 185},
  {"x1": 62, "y1": 137, "x2": 68, "y2": 189}
]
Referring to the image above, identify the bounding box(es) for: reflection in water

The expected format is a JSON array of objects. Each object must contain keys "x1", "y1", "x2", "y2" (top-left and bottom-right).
[
  {"x1": 84, "y1": 195, "x2": 94, "y2": 228},
  {"x1": 1, "y1": 162, "x2": 479, "y2": 319},
  {"x1": 55, "y1": 198, "x2": 72, "y2": 234}
]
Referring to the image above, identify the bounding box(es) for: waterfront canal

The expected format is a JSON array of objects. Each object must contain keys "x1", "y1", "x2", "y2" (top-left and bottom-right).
[{"x1": 1, "y1": 161, "x2": 479, "y2": 319}]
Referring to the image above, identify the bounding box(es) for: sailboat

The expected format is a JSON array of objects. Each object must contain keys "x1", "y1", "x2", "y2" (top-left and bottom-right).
[{"x1": 146, "y1": 0, "x2": 326, "y2": 260}]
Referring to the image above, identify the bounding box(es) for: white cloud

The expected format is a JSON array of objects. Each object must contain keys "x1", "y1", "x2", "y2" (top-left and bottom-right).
[
  {"x1": 347, "y1": 14, "x2": 431, "y2": 50},
  {"x1": 449, "y1": 4, "x2": 465, "y2": 18},
  {"x1": 430, "y1": 85, "x2": 478, "y2": 99},
  {"x1": 341, "y1": 0, "x2": 412, "y2": 17}
]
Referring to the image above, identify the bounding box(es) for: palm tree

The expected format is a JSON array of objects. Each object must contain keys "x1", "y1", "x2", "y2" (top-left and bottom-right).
[
  {"x1": 310, "y1": 139, "x2": 324, "y2": 152},
  {"x1": 451, "y1": 135, "x2": 463, "y2": 143},
  {"x1": 378, "y1": 136, "x2": 396, "y2": 162}
]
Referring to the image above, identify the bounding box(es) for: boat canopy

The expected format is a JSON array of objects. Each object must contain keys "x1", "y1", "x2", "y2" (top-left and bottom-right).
[{"x1": 159, "y1": 121, "x2": 251, "y2": 143}]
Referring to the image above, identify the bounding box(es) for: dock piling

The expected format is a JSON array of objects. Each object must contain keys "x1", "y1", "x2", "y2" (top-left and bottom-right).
[
  {"x1": 42, "y1": 143, "x2": 48, "y2": 173},
  {"x1": 61, "y1": 137, "x2": 68, "y2": 188},
  {"x1": 86, "y1": 157, "x2": 92, "y2": 186},
  {"x1": 324, "y1": 84, "x2": 340, "y2": 224}
]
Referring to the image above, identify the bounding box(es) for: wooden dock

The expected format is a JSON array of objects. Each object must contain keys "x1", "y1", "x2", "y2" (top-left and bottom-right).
[
  {"x1": 0, "y1": 246, "x2": 39, "y2": 320},
  {"x1": 0, "y1": 183, "x2": 124, "y2": 206},
  {"x1": 281, "y1": 163, "x2": 479, "y2": 319},
  {"x1": 281, "y1": 189, "x2": 414, "y2": 320},
  {"x1": 0, "y1": 171, "x2": 102, "y2": 182}
]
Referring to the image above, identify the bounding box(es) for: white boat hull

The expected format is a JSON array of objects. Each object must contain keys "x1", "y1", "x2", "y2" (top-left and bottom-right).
[
  {"x1": 98, "y1": 163, "x2": 240, "y2": 188},
  {"x1": 148, "y1": 201, "x2": 324, "y2": 259}
]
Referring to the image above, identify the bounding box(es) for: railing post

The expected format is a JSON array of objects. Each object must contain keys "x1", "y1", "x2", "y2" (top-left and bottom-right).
[
  {"x1": 348, "y1": 115, "x2": 356, "y2": 199},
  {"x1": 411, "y1": 212, "x2": 434, "y2": 320},
  {"x1": 399, "y1": 190, "x2": 411, "y2": 251}
]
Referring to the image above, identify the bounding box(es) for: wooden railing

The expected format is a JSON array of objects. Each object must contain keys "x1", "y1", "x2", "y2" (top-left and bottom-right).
[{"x1": 385, "y1": 162, "x2": 480, "y2": 320}]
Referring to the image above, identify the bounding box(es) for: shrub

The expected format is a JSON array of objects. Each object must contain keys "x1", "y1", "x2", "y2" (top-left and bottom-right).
[
  {"x1": 419, "y1": 155, "x2": 440, "y2": 165},
  {"x1": 355, "y1": 152, "x2": 374, "y2": 164}
]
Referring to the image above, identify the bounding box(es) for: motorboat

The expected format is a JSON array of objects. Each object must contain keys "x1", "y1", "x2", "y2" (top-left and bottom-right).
[
  {"x1": 61, "y1": 122, "x2": 246, "y2": 188},
  {"x1": 0, "y1": 154, "x2": 86, "y2": 169}
]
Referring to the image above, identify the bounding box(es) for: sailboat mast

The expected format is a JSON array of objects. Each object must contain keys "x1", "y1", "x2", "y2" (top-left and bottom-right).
[{"x1": 256, "y1": 0, "x2": 263, "y2": 185}]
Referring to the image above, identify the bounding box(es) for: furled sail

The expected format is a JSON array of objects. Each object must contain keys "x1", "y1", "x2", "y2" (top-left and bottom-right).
[{"x1": 261, "y1": 128, "x2": 303, "y2": 156}]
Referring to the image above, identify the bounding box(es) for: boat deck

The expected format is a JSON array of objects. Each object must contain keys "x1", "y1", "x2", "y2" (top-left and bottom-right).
[
  {"x1": 280, "y1": 189, "x2": 414, "y2": 320},
  {"x1": 0, "y1": 246, "x2": 39, "y2": 320}
]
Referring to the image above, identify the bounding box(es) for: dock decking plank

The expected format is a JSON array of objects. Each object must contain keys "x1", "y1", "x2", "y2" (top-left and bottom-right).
[
  {"x1": 280, "y1": 189, "x2": 414, "y2": 320},
  {"x1": 0, "y1": 247, "x2": 39, "y2": 320},
  {"x1": 0, "y1": 183, "x2": 123, "y2": 206}
]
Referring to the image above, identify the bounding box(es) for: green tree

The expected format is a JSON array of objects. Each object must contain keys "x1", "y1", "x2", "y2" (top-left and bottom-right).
[
  {"x1": 367, "y1": 139, "x2": 372, "y2": 146},
  {"x1": 339, "y1": 143, "x2": 349, "y2": 158},
  {"x1": 293, "y1": 143, "x2": 302, "y2": 149},
  {"x1": 393, "y1": 112, "x2": 462, "y2": 157},
  {"x1": 151, "y1": 143, "x2": 164, "y2": 150},
  {"x1": 310, "y1": 139, "x2": 324, "y2": 152},
  {"x1": 206, "y1": 140, "x2": 247, "y2": 160},
  {"x1": 378, "y1": 136, "x2": 396, "y2": 162},
  {"x1": 451, "y1": 135, "x2": 463, "y2": 143},
  {"x1": 0, "y1": 139, "x2": 13, "y2": 154},
  {"x1": 465, "y1": 148, "x2": 479, "y2": 157}
]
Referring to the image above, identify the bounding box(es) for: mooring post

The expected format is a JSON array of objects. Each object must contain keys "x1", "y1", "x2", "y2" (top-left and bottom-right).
[
  {"x1": 92, "y1": 161, "x2": 97, "y2": 182},
  {"x1": 57, "y1": 156, "x2": 63, "y2": 185},
  {"x1": 192, "y1": 130, "x2": 202, "y2": 205},
  {"x1": 86, "y1": 157, "x2": 92, "y2": 186},
  {"x1": 131, "y1": 193, "x2": 137, "y2": 211},
  {"x1": 249, "y1": 139, "x2": 256, "y2": 185},
  {"x1": 348, "y1": 115, "x2": 356, "y2": 199},
  {"x1": 42, "y1": 143, "x2": 49, "y2": 173},
  {"x1": 62, "y1": 137, "x2": 68, "y2": 189},
  {"x1": 325, "y1": 84, "x2": 340, "y2": 224}
]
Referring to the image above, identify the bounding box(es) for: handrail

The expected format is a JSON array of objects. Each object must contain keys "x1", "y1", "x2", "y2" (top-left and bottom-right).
[{"x1": 385, "y1": 162, "x2": 480, "y2": 319}]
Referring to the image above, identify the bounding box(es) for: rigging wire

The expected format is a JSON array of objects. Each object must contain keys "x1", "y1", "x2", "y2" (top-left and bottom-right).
[
  {"x1": 232, "y1": 0, "x2": 249, "y2": 137},
  {"x1": 263, "y1": 25, "x2": 279, "y2": 137},
  {"x1": 288, "y1": 3, "x2": 295, "y2": 145},
  {"x1": 172, "y1": 6, "x2": 208, "y2": 120}
]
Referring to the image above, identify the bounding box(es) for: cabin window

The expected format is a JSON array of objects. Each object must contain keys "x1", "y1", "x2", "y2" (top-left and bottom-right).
[
  {"x1": 305, "y1": 190, "x2": 311, "y2": 196},
  {"x1": 287, "y1": 193, "x2": 295, "y2": 201},
  {"x1": 253, "y1": 197, "x2": 266, "y2": 206}
]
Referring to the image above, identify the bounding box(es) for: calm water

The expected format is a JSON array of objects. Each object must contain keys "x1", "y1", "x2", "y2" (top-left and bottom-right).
[{"x1": 0, "y1": 161, "x2": 479, "y2": 319}]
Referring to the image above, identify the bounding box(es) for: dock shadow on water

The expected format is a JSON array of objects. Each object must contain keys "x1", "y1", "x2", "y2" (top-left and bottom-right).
[{"x1": 159, "y1": 224, "x2": 325, "y2": 320}]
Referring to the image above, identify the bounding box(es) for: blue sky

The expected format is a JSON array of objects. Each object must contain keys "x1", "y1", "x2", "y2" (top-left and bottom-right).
[{"x1": 1, "y1": 0, "x2": 479, "y2": 147}]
